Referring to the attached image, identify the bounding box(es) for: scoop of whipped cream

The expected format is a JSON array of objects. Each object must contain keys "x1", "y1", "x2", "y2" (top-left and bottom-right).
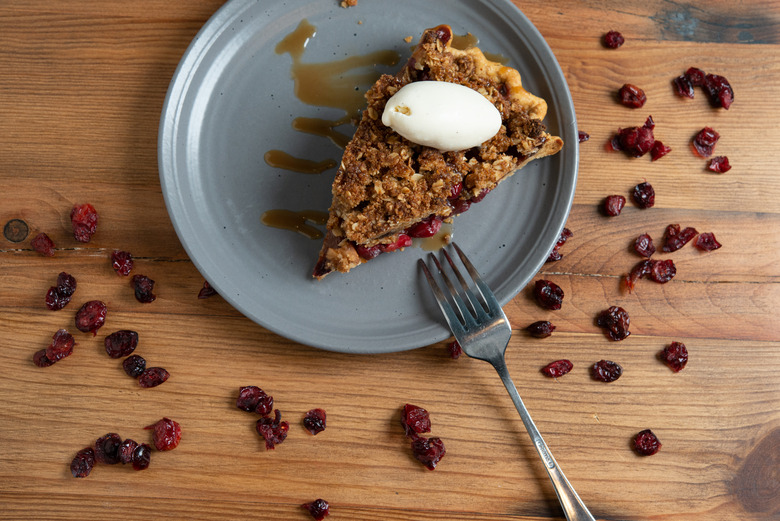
[{"x1": 381, "y1": 81, "x2": 502, "y2": 152}]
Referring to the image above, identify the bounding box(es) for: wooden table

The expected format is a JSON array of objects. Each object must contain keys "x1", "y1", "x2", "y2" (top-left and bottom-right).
[{"x1": 1, "y1": 1, "x2": 778, "y2": 519}]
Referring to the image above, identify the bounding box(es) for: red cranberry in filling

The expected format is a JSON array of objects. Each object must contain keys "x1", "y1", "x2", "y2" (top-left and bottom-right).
[
  {"x1": 146, "y1": 417, "x2": 181, "y2": 451},
  {"x1": 132, "y1": 443, "x2": 152, "y2": 471},
  {"x1": 301, "y1": 499, "x2": 330, "y2": 520},
  {"x1": 104, "y1": 330, "x2": 138, "y2": 359},
  {"x1": 410, "y1": 436, "x2": 446, "y2": 470},
  {"x1": 355, "y1": 243, "x2": 382, "y2": 260},
  {"x1": 70, "y1": 203, "x2": 98, "y2": 243},
  {"x1": 618, "y1": 84, "x2": 646, "y2": 108},
  {"x1": 31, "y1": 232, "x2": 56, "y2": 257},
  {"x1": 603, "y1": 195, "x2": 626, "y2": 216},
  {"x1": 118, "y1": 439, "x2": 139, "y2": 465},
  {"x1": 110, "y1": 250, "x2": 133, "y2": 276},
  {"x1": 662, "y1": 224, "x2": 698, "y2": 252},
  {"x1": 603, "y1": 30, "x2": 625, "y2": 48},
  {"x1": 703, "y1": 74, "x2": 734, "y2": 109},
  {"x1": 633, "y1": 233, "x2": 656, "y2": 258},
  {"x1": 138, "y1": 367, "x2": 169, "y2": 388},
  {"x1": 45, "y1": 329, "x2": 75, "y2": 362},
  {"x1": 256, "y1": 409, "x2": 289, "y2": 450},
  {"x1": 303, "y1": 408, "x2": 327, "y2": 435},
  {"x1": 578, "y1": 130, "x2": 590, "y2": 143},
  {"x1": 592, "y1": 360, "x2": 623, "y2": 382},
  {"x1": 708, "y1": 156, "x2": 731, "y2": 173},
  {"x1": 547, "y1": 227, "x2": 572, "y2": 262},
  {"x1": 379, "y1": 234, "x2": 412, "y2": 253},
  {"x1": 468, "y1": 188, "x2": 491, "y2": 204},
  {"x1": 650, "y1": 140, "x2": 671, "y2": 161},
  {"x1": 132, "y1": 274, "x2": 157, "y2": 303},
  {"x1": 692, "y1": 127, "x2": 720, "y2": 157},
  {"x1": 94, "y1": 433, "x2": 123, "y2": 465},
  {"x1": 695, "y1": 232, "x2": 722, "y2": 251},
  {"x1": 75, "y1": 300, "x2": 107, "y2": 335},
  {"x1": 597, "y1": 306, "x2": 630, "y2": 341},
  {"x1": 446, "y1": 340, "x2": 462, "y2": 359},
  {"x1": 611, "y1": 116, "x2": 655, "y2": 158},
  {"x1": 449, "y1": 199, "x2": 471, "y2": 215},
  {"x1": 533, "y1": 280, "x2": 564, "y2": 310},
  {"x1": 526, "y1": 320, "x2": 555, "y2": 338},
  {"x1": 198, "y1": 280, "x2": 218, "y2": 299},
  {"x1": 661, "y1": 341, "x2": 689, "y2": 372},
  {"x1": 122, "y1": 354, "x2": 146, "y2": 378},
  {"x1": 634, "y1": 429, "x2": 662, "y2": 456},
  {"x1": 448, "y1": 182, "x2": 463, "y2": 200},
  {"x1": 401, "y1": 404, "x2": 431, "y2": 439},
  {"x1": 70, "y1": 447, "x2": 96, "y2": 478},
  {"x1": 541, "y1": 359, "x2": 573, "y2": 378},
  {"x1": 406, "y1": 215, "x2": 443, "y2": 238},
  {"x1": 632, "y1": 182, "x2": 655, "y2": 209}
]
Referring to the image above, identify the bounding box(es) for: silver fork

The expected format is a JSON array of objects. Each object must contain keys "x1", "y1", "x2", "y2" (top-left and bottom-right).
[{"x1": 419, "y1": 243, "x2": 596, "y2": 521}]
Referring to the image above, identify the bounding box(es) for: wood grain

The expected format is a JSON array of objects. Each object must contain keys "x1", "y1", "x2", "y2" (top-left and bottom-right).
[{"x1": 1, "y1": 1, "x2": 778, "y2": 520}]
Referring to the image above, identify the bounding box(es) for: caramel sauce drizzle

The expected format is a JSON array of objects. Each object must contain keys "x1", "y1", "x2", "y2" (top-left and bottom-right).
[
  {"x1": 261, "y1": 209, "x2": 328, "y2": 240},
  {"x1": 264, "y1": 150, "x2": 336, "y2": 174}
]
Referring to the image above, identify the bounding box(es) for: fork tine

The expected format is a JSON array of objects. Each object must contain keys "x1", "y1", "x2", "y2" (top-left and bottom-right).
[
  {"x1": 428, "y1": 253, "x2": 479, "y2": 328},
  {"x1": 418, "y1": 259, "x2": 467, "y2": 337},
  {"x1": 452, "y1": 242, "x2": 499, "y2": 314},
  {"x1": 441, "y1": 248, "x2": 485, "y2": 316}
]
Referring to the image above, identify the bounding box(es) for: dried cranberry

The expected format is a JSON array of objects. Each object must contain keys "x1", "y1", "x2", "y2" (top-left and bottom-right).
[
  {"x1": 132, "y1": 274, "x2": 157, "y2": 303},
  {"x1": 138, "y1": 367, "x2": 169, "y2": 388},
  {"x1": 45, "y1": 329, "x2": 75, "y2": 362},
  {"x1": 118, "y1": 439, "x2": 138, "y2": 464},
  {"x1": 686, "y1": 67, "x2": 706, "y2": 86},
  {"x1": 45, "y1": 271, "x2": 77, "y2": 311},
  {"x1": 406, "y1": 215, "x2": 443, "y2": 238},
  {"x1": 578, "y1": 130, "x2": 590, "y2": 143},
  {"x1": 31, "y1": 232, "x2": 56, "y2": 256},
  {"x1": 236, "y1": 386, "x2": 274, "y2": 415},
  {"x1": 603, "y1": 30, "x2": 625, "y2": 48},
  {"x1": 597, "y1": 306, "x2": 630, "y2": 341},
  {"x1": 541, "y1": 359, "x2": 573, "y2": 378},
  {"x1": 70, "y1": 447, "x2": 96, "y2": 478},
  {"x1": 632, "y1": 182, "x2": 655, "y2": 209},
  {"x1": 446, "y1": 340, "x2": 462, "y2": 359},
  {"x1": 695, "y1": 232, "x2": 722, "y2": 251},
  {"x1": 661, "y1": 341, "x2": 688, "y2": 372},
  {"x1": 533, "y1": 280, "x2": 564, "y2": 310},
  {"x1": 650, "y1": 140, "x2": 671, "y2": 161},
  {"x1": 75, "y1": 300, "x2": 107, "y2": 335},
  {"x1": 110, "y1": 250, "x2": 133, "y2": 276},
  {"x1": 692, "y1": 127, "x2": 720, "y2": 157},
  {"x1": 603, "y1": 195, "x2": 626, "y2": 216},
  {"x1": 592, "y1": 360, "x2": 623, "y2": 382},
  {"x1": 301, "y1": 499, "x2": 330, "y2": 520},
  {"x1": 634, "y1": 429, "x2": 661, "y2": 456},
  {"x1": 611, "y1": 116, "x2": 655, "y2": 158},
  {"x1": 256, "y1": 409, "x2": 289, "y2": 450},
  {"x1": 708, "y1": 156, "x2": 731, "y2": 173},
  {"x1": 122, "y1": 354, "x2": 147, "y2": 377},
  {"x1": 198, "y1": 280, "x2": 218, "y2": 299},
  {"x1": 625, "y1": 259, "x2": 653, "y2": 292},
  {"x1": 94, "y1": 433, "x2": 122, "y2": 465},
  {"x1": 703, "y1": 74, "x2": 733, "y2": 109},
  {"x1": 618, "y1": 84, "x2": 646, "y2": 108},
  {"x1": 401, "y1": 404, "x2": 431, "y2": 438},
  {"x1": 410, "y1": 436, "x2": 446, "y2": 470},
  {"x1": 70, "y1": 203, "x2": 98, "y2": 243},
  {"x1": 146, "y1": 417, "x2": 181, "y2": 451},
  {"x1": 103, "y1": 330, "x2": 138, "y2": 358},
  {"x1": 33, "y1": 349, "x2": 55, "y2": 367},
  {"x1": 634, "y1": 233, "x2": 656, "y2": 258},
  {"x1": 303, "y1": 408, "x2": 327, "y2": 435},
  {"x1": 547, "y1": 227, "x2": 572, "y2": 262},
  {"x1": 526, "y1": 320, "x2": 555, "y2": 338},
  {"x1": 672, "y1": 74, "x2": 694, "y2": 99},
  {"x1": 650, "y1": 259, "x2": 676, "y2": 283},
  {"x1": 132, "y1": 443, "x2": 152, "y2": 471},
  {"x1": 662, "y1": 224, "x2": 698, "y2": 252}
]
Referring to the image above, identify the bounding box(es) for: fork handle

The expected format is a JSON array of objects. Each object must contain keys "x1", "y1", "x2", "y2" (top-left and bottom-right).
[{"x1": 491, "y1": 357, "x2": 597, "y2": 521}]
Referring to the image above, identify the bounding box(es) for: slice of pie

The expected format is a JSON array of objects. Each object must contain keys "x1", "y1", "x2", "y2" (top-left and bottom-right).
[{"x1": 313, "y1": 24, "x2": 563, "y2": 279}]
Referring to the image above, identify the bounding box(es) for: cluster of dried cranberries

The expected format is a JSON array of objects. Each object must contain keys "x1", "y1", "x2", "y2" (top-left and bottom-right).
[
  {"x1": 401, "y1": 404, "x2": 446, "y2": 470},
  {"x1": 103, "y1": 330, "x2": 170, "y2": 388},
  {"x1": 235, "y1": 386, "x2": 289, "y2": 450}
]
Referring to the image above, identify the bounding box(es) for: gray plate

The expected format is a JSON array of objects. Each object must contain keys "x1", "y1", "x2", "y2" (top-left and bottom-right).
[{"x1": 159, "y1": 0, "x2": 578, "y2": 354}]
